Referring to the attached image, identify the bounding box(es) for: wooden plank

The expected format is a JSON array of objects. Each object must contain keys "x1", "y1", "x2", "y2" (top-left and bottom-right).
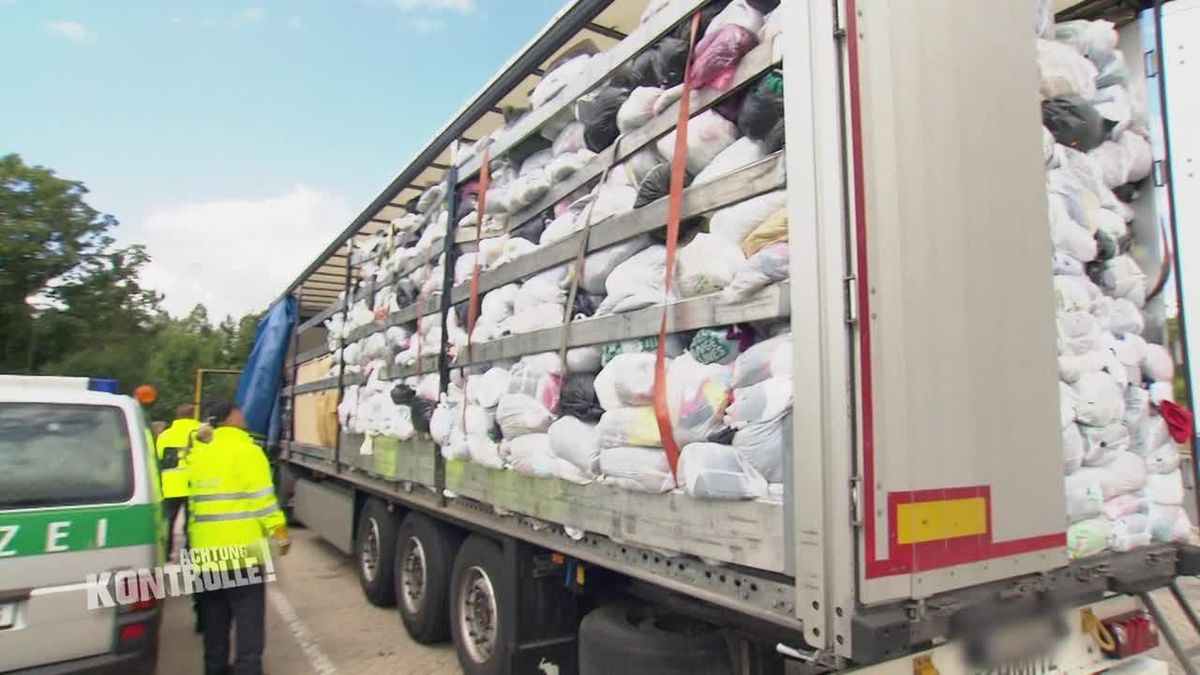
[
  {"x1": 444, "y1": 460, "x2": 787, "y2": 572},
  {"x1": 340, "y1": 433, "x2": 438, "y2": 484}
]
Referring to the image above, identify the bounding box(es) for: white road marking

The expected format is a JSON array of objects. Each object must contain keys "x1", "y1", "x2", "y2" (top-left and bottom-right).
[{"x1": 268, "y1": 586, "x2": 339, "y2": 675}]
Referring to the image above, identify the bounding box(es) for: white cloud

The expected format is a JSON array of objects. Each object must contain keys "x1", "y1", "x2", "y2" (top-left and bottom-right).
[
  {"x1": 391, "y1": 0, "x2": 476, "y2": 13},
  {"x1": 131, "y1": 186, "x2": 352, "y2": 319},
  {"x1": 169, "y1": 15, "x2": 183, "y2": 25},
  {"x1": 285, "y1": 15, "x2": 301, "y2": 29},
  {"x1": 44, "y1": 20, "x2": 88, "y2": 43},
  {"x1": 232, "y1": 6, "x2": 267, "y2": 26},
  {"x1": 411, "y1": 17, "x2": 443, "y2": 32}
]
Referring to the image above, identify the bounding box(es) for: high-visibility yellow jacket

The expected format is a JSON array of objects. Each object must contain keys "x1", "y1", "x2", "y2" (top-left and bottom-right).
[
  {"x1": 156, "y1": 417, "x2": 200, "y2": 499},
  {"x1": 186, "y1": 426, "x2": 284, "y2": 570}
]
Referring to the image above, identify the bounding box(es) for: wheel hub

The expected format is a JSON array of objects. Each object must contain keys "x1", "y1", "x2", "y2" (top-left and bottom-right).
[
  {"x1": 360, "y1": 517, "x2": 381, "y2": 582},
  {"x1": 401, "y1": 536, "x2": 427, "y2": 614},
  {"x1": 458, "y1": 565, "x2": 498, "y2": 663}
]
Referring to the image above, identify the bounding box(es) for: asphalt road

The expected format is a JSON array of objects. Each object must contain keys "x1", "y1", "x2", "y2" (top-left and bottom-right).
[
  {"x1": 156, "y1": 527, "x2": 459, "y2": 674},
  {"x1": 156, "y1": 527, "x2": 1200, "y2": 674}
]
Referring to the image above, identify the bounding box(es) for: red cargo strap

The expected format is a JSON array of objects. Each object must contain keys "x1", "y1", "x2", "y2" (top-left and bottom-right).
[{"x1": 652, "y1": 13, "x2": 701, "y2": 477}]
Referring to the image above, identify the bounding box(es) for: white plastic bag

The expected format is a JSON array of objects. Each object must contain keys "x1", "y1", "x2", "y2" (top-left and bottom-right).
[
  {"x1": 594, "y1": 353, "x2": 657, "y2": 409},
  {"x1": 727, "y1": 377, "x2": 793, "y2": 430},
  {"x1": 505, "y1": 434, "x2": 559, "y2": 477},
  {"x1": 708, "y1": 190, "x2": 788, "y2": 246},
  {"x1": 1037, "y1": 38, "x2": 1098, "y2": 100},
  {"x1": 693, "y1": 137, "x2": 768, "y2": 186},
  {"x1": 732, "y1": 333, "x2": 792, "y2": 389},
  {"x1": 1063, "y1": 423, "x2": 1084, "y2": 475},
  {"x1": 1146, "y1": 469, "x2": 1185, "y2": 506},
  {"x1": 1064, "y1": 469, "x2": 1104, "y2": 522},
  {"x1": 676, "y1": 233, "x2": 745, "y2": 298},
  {"x1": 495, "y1": 393, "x2": 554, "y2": 439},
  {"x1": 655, "y1": 110, "x2": 739, "y2": 175},
  {"x1": 531, "y1": 54, "x2": 591, "y2": 108},
  {"x1": 679, "y1": 442, "x2": 768, "y2": 500},
  {"x1": 617, "y1": 86, "x2": 664, "y2": 133},
  {"x1": 595, "y1": 245, "x2": 669, "y2": 315},
  {"x1": 723, "y1": 242, "x2": 789, "y2": 302},
  {"x1": 1071, "y1": 371, "x2": 1124, "y2": 427},
  {"x1": 599, "y1": 446, "x2": 676, "y2": 493},
  {"x1": 1080, "y1": 423, "x2": 1130, "y2": 467},
  {"x1": 596, "y1": 407, "x2": 661, "y2": 449},
  {"x1": 473, "y1": 367, "x2": 511, "y2": 409},
  {"x1": 580, "y1": 236, "x2": 654, "y2": 295},
  {"x1": 733, "y1": 412, "x2": 790, "y2": 483},
  {"x1": 548, "y1": 416, "x2": 601, "y2": 477},
  {"x1": 666, "y1": 354, "x2": 733, "y2": 444}
]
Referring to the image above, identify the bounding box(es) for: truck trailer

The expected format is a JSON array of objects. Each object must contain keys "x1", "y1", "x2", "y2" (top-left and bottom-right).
[{"x1": 261, "y1": 0, "x2": 1200, "y2": 671}]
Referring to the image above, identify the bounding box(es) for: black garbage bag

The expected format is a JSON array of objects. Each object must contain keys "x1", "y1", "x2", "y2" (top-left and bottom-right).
[
  {"x1": 559, "y1": 374, "x2": 604, "y2": 424},
  {"x1": 410, "y1": 397, "x2": 434, "y2": 435},
  {"x1": 510, "y1": 210, "x2": 550, "y2": 243},
  {"x1": 763, "y1": 119, "x2": 785, "y2": 153},
  {"x1": 577, "y1": 86, "x2": 631, "y2": 152},
  {"x1": 455, "y1": 195, "x2": 478, "y2": 222},
  {"x1": 391, "y1": 384, "x2": 417, "y2": 406},
  {"x1": 707, "y1": 426, "x2": 736, "y2": 445},
  {"x1": 610, "y1": 51, "x2": 659, "y2": 89},
  {"x1": 611, "y1": 36, "x2": 690, "y2": 89},
  {"x1": 674, "y1": 0, "x2": 732, "y2": 41},
  {"x1": 1042, "y1": 96, "x2": 1106, "y2": 153},
  {"x1": 1114, "y1": 184, "x2": 1139, "y2": 203},
  {"x1": 394, "y1": 278, "x2": 418, "y2": 306},
  {"x1": 746, "y1": 0, "x2": 781, "y2": 11},
  {"x1": 1093, "y1": 229, "x2": 1125, "y2": 263},
  {"x1": 739, "y1": 71, "x2": 785, "y2": 140},
  {"x1": 652, "y1": 37, "x2": 690, "y2": 87},
  {"x1": 634, "y1": 163, "x2": 705, "y2": 243},
  {"x1": 572, "y1": 291, "x2": 604, "y2": 318}
]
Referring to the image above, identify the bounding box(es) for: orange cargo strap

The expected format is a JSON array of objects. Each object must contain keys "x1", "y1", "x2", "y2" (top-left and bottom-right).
[
  {"x1": 653, "y1": 12, "x2": 701, "y2": 477},
  {"x1": 463, "y1": 145, "x2": 491, "y2": 428}
]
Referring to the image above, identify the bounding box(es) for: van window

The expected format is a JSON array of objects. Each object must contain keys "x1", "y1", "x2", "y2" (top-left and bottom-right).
[{"x1": 0, "y1": 403, "x2": 134, "y2": 509}]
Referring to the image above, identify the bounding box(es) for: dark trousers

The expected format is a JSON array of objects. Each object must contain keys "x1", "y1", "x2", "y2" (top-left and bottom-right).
[
  {"x1": 163, "y1": 497, "x2": 187, "y2": 557},
  {"x1": 198, "y1": 576, "x2": 266, "y2": 675}
]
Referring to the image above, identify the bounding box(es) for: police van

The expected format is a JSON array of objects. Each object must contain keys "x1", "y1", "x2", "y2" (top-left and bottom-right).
[{"x1": 0, "y1": 376, "x2": 162, "y2": 674}]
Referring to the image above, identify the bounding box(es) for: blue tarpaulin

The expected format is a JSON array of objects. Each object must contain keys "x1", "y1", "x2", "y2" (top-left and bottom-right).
[{"x1": 235, "y1": 297, "x2": 296, "y2": 437}]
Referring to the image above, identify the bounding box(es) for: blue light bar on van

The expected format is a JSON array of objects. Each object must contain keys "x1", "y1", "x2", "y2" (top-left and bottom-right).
[{"x1": 88, "y1": 378, "x2": 119, "y2": 393}]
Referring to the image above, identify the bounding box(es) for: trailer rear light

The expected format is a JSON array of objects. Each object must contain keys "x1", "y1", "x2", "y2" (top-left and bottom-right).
[
  {"x1": 1103, "y1": 611, "x2": 1159, "y2": 659},
  {"x1": 119, "y1": 622, "x2": 148, "y2": 642}
]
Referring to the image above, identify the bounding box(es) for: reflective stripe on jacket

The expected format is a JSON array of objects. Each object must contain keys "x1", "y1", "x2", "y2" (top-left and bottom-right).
[
  {"x1": 156, "y1": 417, "x2": 200, "y2": 499},
  {"x1": 186, "y1": 426, "x2": 283, "y2": 569}
]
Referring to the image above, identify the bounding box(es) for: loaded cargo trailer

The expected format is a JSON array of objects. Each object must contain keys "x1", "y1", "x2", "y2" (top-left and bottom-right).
[{"x1": 256, "y1": 0, "x2": 1200, "y2": 672}]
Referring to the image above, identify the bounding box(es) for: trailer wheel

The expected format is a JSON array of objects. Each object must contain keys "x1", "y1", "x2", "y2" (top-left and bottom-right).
[
  {"x1": 579, "y1": 603, "x2": 733, "y2": 675},
  {"x1": 355, "y1": 499, "x2": 398, "y2": 607},
  {"x1": 394, "y1": 512, "x2": 461, "y2": 643},
  {"x1": 450, "y1": 535, "x2": 512, "y2": 675}
]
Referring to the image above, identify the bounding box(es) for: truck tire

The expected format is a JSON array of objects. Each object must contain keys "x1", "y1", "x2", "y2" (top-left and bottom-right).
[
  {"x1": 394, "y1": 512, "x2": 462, "y2": 643},
  {"x1": 578, "y1": 603, "x2": 734, "y2": 675},
  {"x1": 450, "y1": 535, "x2": 513, "y2": 675},
  {"x1": 355, "y1": 499, "x2": 398, "y2": 607}
]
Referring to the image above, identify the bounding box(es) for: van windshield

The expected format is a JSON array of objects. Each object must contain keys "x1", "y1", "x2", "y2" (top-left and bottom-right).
[{"x1": 0, "y1": 403, "x2": 134, "y2": 509}]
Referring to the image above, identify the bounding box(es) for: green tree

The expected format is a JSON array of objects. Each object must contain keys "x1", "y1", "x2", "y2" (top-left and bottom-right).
[{"x1": 0, "y1": 154, "x2": 117, "y2": 370}]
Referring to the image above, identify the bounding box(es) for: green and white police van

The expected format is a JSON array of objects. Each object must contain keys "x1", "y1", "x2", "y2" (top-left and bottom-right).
[{"x1": 0, "y1": 376, "x2": 162, "y2": 674}]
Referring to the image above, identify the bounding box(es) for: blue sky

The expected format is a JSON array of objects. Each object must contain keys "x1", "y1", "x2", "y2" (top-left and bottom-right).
[{"x1": 0, "y1": 0, "x2": 565, "y2": 317}]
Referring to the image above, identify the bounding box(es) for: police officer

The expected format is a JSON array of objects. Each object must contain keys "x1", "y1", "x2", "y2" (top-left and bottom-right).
[
  {"x1": 188, "y1": 401, "x2": 290, "y2": 675},
  {"x1": 156, "y1": 404, "x2": 200, "y2": 558}
]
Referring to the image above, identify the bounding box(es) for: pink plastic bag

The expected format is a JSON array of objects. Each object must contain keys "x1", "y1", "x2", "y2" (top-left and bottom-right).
[{"x1": 689, "y1": 24, "x2": 759, "y2": 91}]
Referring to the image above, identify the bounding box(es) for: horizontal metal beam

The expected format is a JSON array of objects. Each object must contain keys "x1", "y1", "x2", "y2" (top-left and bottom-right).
[{"x1": 584, "y1": 21, "x2": 626, "y2": 40}]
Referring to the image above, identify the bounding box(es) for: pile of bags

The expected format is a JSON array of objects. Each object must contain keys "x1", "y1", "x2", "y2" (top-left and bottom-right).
[{"x1": 1036, "y1": 14, "x2": 1196, "y2": 557}]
